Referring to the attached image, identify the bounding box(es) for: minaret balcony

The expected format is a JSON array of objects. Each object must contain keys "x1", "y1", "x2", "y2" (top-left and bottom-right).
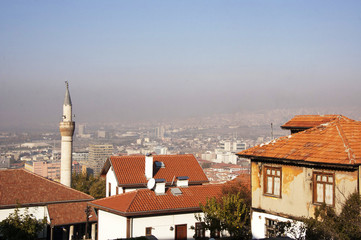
[{"x1": 59, "y1": 122, "x2": 75, "y2": 137}]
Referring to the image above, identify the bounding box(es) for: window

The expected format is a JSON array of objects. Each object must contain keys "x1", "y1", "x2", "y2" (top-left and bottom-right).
[
  {"x1": 195, "y1": 222, "x2": 205, "y2": 238},
  {"x1": 210, "y1": 229, "x2": 220, "y2": 238},
  {"x1": 145, "y1": 227, "x2": 152, "y2": 236},
  {"x1": 264, "y1": 166, "x2": 282, "y2": 197},
  {"x1": 265, "y1": 218, "x2": 278, "y2": 238},
  {"x1": 116, "y1": 187, "x2": 118, "y2": 195},
  {"x1": 313, "y1": 172, "x2": 334, "y2": 205},
  {"x1": 108, "y1": 182, "x2": 111, "y2": 197}
]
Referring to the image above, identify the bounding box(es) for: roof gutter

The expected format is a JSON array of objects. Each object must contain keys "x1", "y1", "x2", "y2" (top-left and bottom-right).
[
  {"x1": 237, "y1": 155, "x2": 359, "y2": 171},
  {"x1": 89, "y1": 202, "x2": 202, "y2": 217},
  {"x1": 0, "y1": 198, "x2": 94, "y2": 210}
]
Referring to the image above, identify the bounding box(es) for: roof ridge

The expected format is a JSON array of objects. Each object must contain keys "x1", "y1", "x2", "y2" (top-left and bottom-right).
[{"x1": 334, "y1": 118, "x2": 356, "y2": 164}]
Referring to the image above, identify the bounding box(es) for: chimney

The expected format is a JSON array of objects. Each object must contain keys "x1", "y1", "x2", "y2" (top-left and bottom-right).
[
  {"x1": 154, "y1": 178, "x2": 166, "y2": 195},
  {"x1": 176, "y1": 176, "x2": 189, "y2": 187},
  {"x1": 145, "y1": 153, "x2": 153, "y2": 180}
]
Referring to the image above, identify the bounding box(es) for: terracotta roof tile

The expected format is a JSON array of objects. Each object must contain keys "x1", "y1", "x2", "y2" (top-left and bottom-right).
[
  {"x1": 47, "y1": 202, "x2": 97, "y2": 226},
  {"x1": 0, "y1": 169, "x2": 93, "y2": 208},
  {"x1": 105, "y1": 154, "x2": 209, "y2": 186},
  {"x1": 238, "y1": 116, "x2": 361, "y2": 165},
  {"x1": 90, "y1": 184, "x2": 222, "y2": 216},
  {"x1": 281, "y1": 115, "x2": 347, "y2": 130}
]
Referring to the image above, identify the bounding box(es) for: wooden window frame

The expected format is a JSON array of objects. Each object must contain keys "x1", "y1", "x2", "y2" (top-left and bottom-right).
[
  {"x1": 145, "y1": 227, "x2": 152, "y2": 236},
  {"x1": 263, "y1": 166, "x2": 282, "y2": 198},
  {"x1": 313, "y1": 171, "x2": 335, "y2": 206},
  {"x1": 195, "y1": 222, "x2": 205, "y2": 238}
]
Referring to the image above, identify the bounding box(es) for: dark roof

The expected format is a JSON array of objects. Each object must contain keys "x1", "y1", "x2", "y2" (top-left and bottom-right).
[
  {"x1": 47, "y1": 201, "x2": 97, "y2": 226},
  {"x1": 0, "y1": 169, "x2": 95, "y2": 226},
  {"x1": 0, "y1": 169, "x2": 93, "y2": 208}
]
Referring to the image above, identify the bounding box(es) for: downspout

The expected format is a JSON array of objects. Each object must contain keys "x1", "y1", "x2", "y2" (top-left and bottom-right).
[
  {"x1": 357, "y1": 165, "x2": 361, "y2": 195},
  {"x1": 131, "y1": 218, "x2": 133, "y2": 238}
]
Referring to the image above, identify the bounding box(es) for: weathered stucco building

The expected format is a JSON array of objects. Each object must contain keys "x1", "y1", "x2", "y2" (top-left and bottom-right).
[{"x1": 237, "y1": 115, "x2": 361, "y2": 239}]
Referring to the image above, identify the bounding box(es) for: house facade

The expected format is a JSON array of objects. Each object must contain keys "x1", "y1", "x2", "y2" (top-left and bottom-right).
[
  {"x1": 89, "y1": 184, "x2": 223, "y2": 240},
  {"x1": 100, "y1": 154, "x2": 209, "y2": 197},
  {"x1": 237, "y1": 115, "x2": 361, "y2": 239}
]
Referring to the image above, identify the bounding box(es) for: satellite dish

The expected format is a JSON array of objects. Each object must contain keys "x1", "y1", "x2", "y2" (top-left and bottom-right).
[{"x1": 147, "y1": 178, "x2": 155, "y2": 190}]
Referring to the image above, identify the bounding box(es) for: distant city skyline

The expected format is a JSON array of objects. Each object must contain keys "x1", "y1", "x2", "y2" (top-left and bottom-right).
[{"x1": 1, "y1": 1, "x2": 361, "y2": 130}]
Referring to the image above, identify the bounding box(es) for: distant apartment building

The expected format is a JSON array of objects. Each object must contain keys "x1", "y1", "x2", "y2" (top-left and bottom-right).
[
  {"x1": 155, "y1": 126, "x2": 165, "y2": 139},
  {"x1": 0, "y1": 156, "x2": 11, "y2": 169},
  {"x1": 25, "y1": 161, "x2": 83, "y2": 180},
  {"x1": 153, "y1": 146, "x2": 168, "y2": 155},
  {"x1": 218, "y1": 140, "x2": 247, "y2": 152},
  {"x1": 213, "y1": 140, "x2": 247, "y2": 164},
  {"x1": 25, "y1": 161, "x2": 61, "y2": 180},
  {"x1": 88, "y1": 144, "x2": 114, "y2": 175},
  {"x1": 97, "y1": 130, "x2": 107, "y2": 138},
  {"x1": 72, "y1": 151, "x2": 89, "y2": 165}
]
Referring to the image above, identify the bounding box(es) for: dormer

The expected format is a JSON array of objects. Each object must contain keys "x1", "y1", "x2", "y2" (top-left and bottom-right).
[{"x1": 176, "y1": 176, "x2": 189, "y2": 187}]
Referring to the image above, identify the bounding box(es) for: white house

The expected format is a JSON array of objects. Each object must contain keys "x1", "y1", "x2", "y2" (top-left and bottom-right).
[
  {"x1": 0, "y1": 169, "x2": 96, "y2": 240},
  {"x1": 100, "y1": 154, "x2": 209, "y2": 197},
  {"x1": 89, "y1": 183, "x2": 223, "y2": 240}
]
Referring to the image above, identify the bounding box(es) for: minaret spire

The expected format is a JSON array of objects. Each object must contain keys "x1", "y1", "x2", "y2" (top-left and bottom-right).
[
  {"x1": 64, "y1": 81, "x2": 72, "y2": 106},
  {"x1": 59, "y1": 82, "x2": 75, "y2": 187}
]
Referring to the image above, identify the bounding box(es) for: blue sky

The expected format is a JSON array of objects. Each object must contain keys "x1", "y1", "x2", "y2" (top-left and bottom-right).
[{"x1": 1, "y1": 1, "x2": 361, "y2": 129}]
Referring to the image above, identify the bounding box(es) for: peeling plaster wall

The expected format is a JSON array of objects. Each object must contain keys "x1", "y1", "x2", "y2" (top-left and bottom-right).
[{"x1": 251, "y1": 161, "x2": 358, "y2": 219}]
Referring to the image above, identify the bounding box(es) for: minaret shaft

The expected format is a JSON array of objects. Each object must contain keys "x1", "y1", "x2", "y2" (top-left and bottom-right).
[{"x1": 60, "y1": 82, "x2": 75, "y2": 187}]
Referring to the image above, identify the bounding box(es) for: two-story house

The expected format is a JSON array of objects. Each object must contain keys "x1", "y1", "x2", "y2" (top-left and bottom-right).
[
  {"x1": 237, "y1": 115, "x2": 361, "y2": 239},
  {"x1": 100, "y1": 154, "x2": 209, "y2": 197}
]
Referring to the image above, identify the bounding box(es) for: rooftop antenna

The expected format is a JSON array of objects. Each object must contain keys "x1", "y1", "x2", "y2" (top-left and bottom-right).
[{"x1": 271, "y1": 123, "x2": 274, "y2": 140}]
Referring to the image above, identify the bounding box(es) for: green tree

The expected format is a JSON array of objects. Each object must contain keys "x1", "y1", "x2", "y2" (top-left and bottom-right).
[
  {"x1": 89, "y1": 177, "x2": 106, "y2": 199},
  {"x1": 0, "y1": 207, "x2": 47, "y2": 240},
  {"x1": 196, "y1": 193, "x2": 251, "y2": 239},
  {"x1": 72, "y1": 173, "x2": 105, "y2": 199}
]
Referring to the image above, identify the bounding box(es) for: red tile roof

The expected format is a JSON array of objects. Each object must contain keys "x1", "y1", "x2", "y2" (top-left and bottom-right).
[
  {"x1": 102, "y1": 154, "x2": 209, "y2": 186},
  {"x1": 280, "y1": 115, "x2": 344, "y2": 130},
  {"x1": 90, "y1": 184, "x2": 223, "y2": 216},
  {"x1": 238, "y1": 116, "x2": 361, "y2": 166},
  {"x1": 47, "y1": 202, "x2": 97, "y2": 226},
  {"x1": 0, "y1": 169, "x2": 93, "y2": 208}
]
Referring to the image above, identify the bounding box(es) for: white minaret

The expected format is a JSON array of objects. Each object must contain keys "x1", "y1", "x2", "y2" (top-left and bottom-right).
[{"x1": 59, "y1": 81, "x2": 75, "y2": 187}]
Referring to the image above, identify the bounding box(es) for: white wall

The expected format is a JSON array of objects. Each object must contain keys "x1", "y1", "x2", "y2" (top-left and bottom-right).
[
  {"x1": 0, "y1": 206, "x2": 49, "y2": 223},
  {"x1": 98, "y1": 210, "x2": 127, "y2": 240},
  {"x1": 106, "y1": 167, "x2": 118, "y2": 197},
  {"x1": 97, "y1": 211, "x2": 211, "y2": 240},
  {"x1": 132, "y1": 213, "x2": 205, "y2": 240},
  {"x1": 251, "y1": 211, "x2": 303, "y2": 239}
]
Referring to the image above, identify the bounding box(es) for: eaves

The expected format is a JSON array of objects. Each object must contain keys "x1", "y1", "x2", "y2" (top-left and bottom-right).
[{"x1": 239, "y1": 155, "x2": 359, "y2": 171}]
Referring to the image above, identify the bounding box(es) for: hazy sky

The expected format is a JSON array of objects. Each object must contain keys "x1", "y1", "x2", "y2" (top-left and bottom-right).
[{"x1": 1, "y1": 1, "x2": 361, "y2": 129}]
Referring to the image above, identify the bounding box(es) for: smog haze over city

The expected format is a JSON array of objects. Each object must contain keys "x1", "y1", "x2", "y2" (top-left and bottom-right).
[{"x1": 1, "y1": 1, "x2": 361, "y2": 131}]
